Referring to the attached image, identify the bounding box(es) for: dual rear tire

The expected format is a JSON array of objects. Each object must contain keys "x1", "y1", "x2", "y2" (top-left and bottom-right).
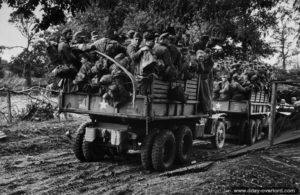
[
  {"x1": 240, "y1": 118, "x2": 262, "y2": 145},
  {"x1": 141, "y1": 126, "x2": 193, "y2": 171}
]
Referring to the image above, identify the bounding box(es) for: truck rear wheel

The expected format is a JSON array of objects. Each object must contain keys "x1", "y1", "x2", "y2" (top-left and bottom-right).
[
  {"x1": 82, "y1": 140, "x2": 105, "y2": 162},
  {"x1": 73, "y1": 122, "x2": 92, "y2": 162},
  {"x1": 212, "y1": 121, "x2": 226, "y2": 149},
  {"x1": 246, "y1": 119, "x2": 257, "y2": 145},
  {"x1": 175, "y1": 125, "x2": 193, "y2": 164},
  {"x1": 141, "y1": 129, "x2": 159, "y2": 170},
  {"x1": 151, "y1": 130, "x2": 176, "y2": 171}
]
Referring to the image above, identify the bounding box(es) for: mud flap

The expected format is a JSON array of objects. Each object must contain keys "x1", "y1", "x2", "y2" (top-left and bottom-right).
[{"x1": 84, "y1": 127, "x2": 96, "y2": 142}]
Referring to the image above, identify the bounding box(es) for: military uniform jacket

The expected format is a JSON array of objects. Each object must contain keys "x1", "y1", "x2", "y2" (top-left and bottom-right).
[
  {"x1": 153, "y1": 43, "x2": 173, "y2": 69},
  {"x1": 58, "y1": 38, "x2": 77, "y2": 66}
]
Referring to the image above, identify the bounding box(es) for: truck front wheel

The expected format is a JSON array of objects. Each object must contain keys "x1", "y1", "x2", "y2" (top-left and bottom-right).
[
  {"x1": 82, "y1": 140, "x2": 105, "y2": 162},
  {"x1": 73, "y1": 122, "x2": 92, "y2": 162},
  {"x1": 212, "y1": 121, "x2": 226, "y2": 149}
]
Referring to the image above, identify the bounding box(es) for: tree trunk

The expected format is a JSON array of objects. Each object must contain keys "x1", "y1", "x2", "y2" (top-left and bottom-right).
[
  {"x1": 23, "y1": 62, "x2": 31, "y2": 88},
  {"x1": 23, "y1": 48, "x2": 32, "y2": 88},
  {"x1": 281, "y1": 37, "x2": 286, "y2": 70}
]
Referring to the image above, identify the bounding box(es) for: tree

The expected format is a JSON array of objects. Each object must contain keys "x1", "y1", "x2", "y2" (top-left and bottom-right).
[
  {"x1": 1, "y1": 0, "x2": 88, "y2": 30},
  {"x1": 1, "y1": 0, "x2": 281, "y2": 59},
  {"x1": 271, "y1": 2, "x2": 299, "y2": 70},
  {"x1": 0, "y1": 59, "x2": 8, "y2": 78},
  {"x1": 8, "y1": 40, "x2": 48, "y2": 78},
  {"x1": 7, "y1": 26, "x2": 61, "y2": 78},
  {"x1": 65, "y1": 2, "x2": 129, "y2": 38},
  {"x1": 8, "y1": 12, "x2": 39, "y2": 87}
]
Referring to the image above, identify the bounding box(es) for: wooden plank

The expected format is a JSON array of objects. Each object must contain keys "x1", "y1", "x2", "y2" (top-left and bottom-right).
[
  {"x1": 153, "y1": 81, "x2": 169, "y2": 86},
  {"x1": 153, "y1": 85, "x2": 169, "y2": 90},
  {"x1": 159, "y1": 161, "x2": 214, "y2": 177},
  {"x1": 224, "y1": 129, "x2": 300, "y2": 159},
  {"x1": 153, "y1": 80, "x2": 169, "y2": 86},
  {"x1": 60, "y1": 108, "x2": 146, "y2": 119},
  {"x1": 269, "y1": 83, "x2": 277, "y2": 146},
  {"x1": 188, "y1": 96, "x2": 197, "y2": 100},
  {"x1": 186, "y1": 84, "x2": 197, "y2": 89},
  {"x1": 186, "y1": 91, "x2": 197, "y2": 95},
  {"x1": 153, "y1": 88, "x2": 168, "y2": 94},
  {"x1": 274, "y1": 130, "x2": 300, "y2": 144},
  {"x1": 250, "y1": 102, "x2": 271, "y2": 106},
  {"x1": 187, "y1": 80, "x2": 198, "y2": 85},
  {"x1": 152, "y1": 99, "x2": 199, "y2": 104},
  {"x1": 152, "y1": 114, "x2": 208, "y2": 120},
  {"x1": 185, "y1": 88, "x2": 197, "y2": 93},
  {"x1": 186, "y1": 93, "x2": 197, "y2": 97},
  {"x1": 153, "y1": 94, "x2": 168, "y2": 98},
  {"x1": 186, "y1": 86, "x2": 197, "y2": 91}
]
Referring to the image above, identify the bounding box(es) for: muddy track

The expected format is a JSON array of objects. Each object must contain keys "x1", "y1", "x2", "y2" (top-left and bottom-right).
[{"x1": 0, "y1": 118, "x2": 299, "y2": 194}]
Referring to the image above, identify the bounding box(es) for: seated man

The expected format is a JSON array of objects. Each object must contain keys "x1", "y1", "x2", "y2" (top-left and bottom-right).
[
  {"x1": 103, "y1": 53, "x2": 132, "y2": 107},
  {"x1": 230, "y1": 74, "x2": 248, "y2": 101},
  {"x1": 219, "y1": 74, "x2": 230, "y2": 100},
  {"x1": 213, "y1": 72, "x2": 222, "y2": 100},
  {"x1": 73, "y1": 52, "x2": 94, "y2": 92},
  {"x1": 291, "y1": 97, "x2": 297, "y2": 105}
]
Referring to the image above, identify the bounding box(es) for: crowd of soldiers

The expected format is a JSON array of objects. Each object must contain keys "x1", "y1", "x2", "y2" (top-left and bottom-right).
[
  {"x1": 47, "y1": 28, "x2": 214, "y2": 110},
  {"x1": 47, "y1": 27, "x2": 274, "y2": 112},
  {"x1": 212, "y1": 57, "x2": 273, "y2": 101}
]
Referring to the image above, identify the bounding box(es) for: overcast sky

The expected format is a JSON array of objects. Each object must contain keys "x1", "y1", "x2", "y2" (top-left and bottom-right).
[{"x1": 0, "y1": 4, "x2": 28, "y2": 62}]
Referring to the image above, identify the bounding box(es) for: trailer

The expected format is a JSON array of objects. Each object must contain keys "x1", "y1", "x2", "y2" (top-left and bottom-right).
[
  {"x1": 212, "y1": 90, "x2": 271, "y2": 145},
  {"x1": 58, "y1": 52, "x2": 225, "y2": 171}
]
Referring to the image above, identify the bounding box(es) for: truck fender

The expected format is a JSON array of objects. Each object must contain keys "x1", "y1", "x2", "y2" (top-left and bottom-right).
[
  {"x1": 205, "y1": 113, "x2": 227, "y2": 135},
  {"x1": 211, "y1": 113, "x2": 227, "y2": 121},
  {"x1": 84, "y1": 127, "x2": 96, "y2": 142}
]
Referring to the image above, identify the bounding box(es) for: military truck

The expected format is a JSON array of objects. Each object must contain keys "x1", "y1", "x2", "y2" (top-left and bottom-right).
[{"x1": 59, "y1": 51, "x2": 225, "y2": 171}]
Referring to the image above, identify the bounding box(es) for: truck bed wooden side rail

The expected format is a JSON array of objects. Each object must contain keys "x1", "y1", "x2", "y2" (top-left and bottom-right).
[
  {"x1": 58, "y1": 75, "x2": 206, "y2": 120},
  {"x1": 212, "y1": 91, "x2": 271, "y2": 115}
]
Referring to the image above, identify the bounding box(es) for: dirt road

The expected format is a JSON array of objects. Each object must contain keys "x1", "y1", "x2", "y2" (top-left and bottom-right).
[{"x1": 0, "y1": 118, "x2": 299, "y2": 194}]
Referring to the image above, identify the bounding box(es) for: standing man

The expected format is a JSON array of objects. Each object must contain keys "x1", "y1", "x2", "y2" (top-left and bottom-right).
[
  {"x1": 153, "y1": 33, "x2": 177, "y2": 81},
  {"x1": 127, "y1": 32, "x2": 143, "y2": 74},
  {"x1": 137, "y1": 32, "x2": 157, "y2": 95},
  {"x1": 58, "y1": 28, "x2": 79, "y2": 70},
  {"x1": 168, "y1": 35, "x2": 182, "y2": 78},
  {"x1": 196, "y1": 49, "x2": 214, "y2": 114},
  {"x1": 57, "y1": 28, "x2": 79, "y2": 92}
]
